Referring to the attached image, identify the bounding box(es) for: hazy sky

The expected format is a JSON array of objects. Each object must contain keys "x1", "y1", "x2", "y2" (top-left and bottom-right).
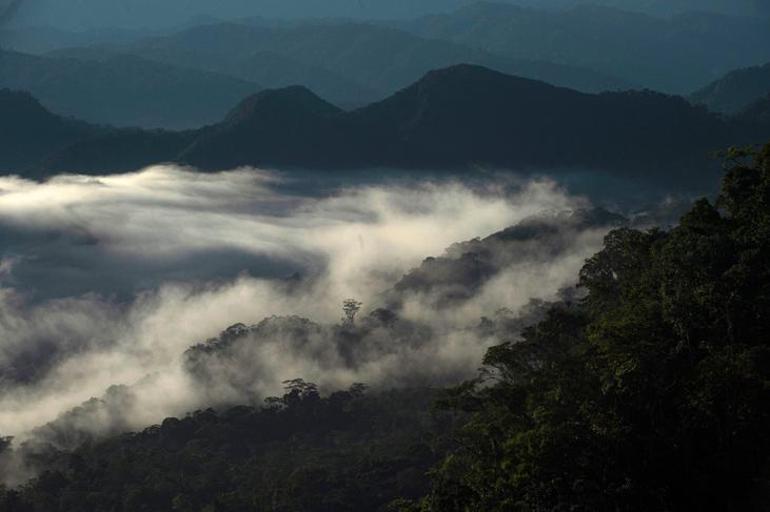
[
  {"x1": 3, "y1": 0, "x2": 765, "y2": 31},
  {"x1": 5, "y1": 0, "x2": 473, "y2": 29}
]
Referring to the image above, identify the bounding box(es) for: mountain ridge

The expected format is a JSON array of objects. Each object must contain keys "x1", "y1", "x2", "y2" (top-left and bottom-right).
[
  {"x1": 2, "y1": 64, "x2": 766, "y2": 185},
  {"x1": 0, "y1": 48, "x2": 260, "y2": 129},
  {"x1": 691, "y1": 62, "x2": 770, "y2": 114}
]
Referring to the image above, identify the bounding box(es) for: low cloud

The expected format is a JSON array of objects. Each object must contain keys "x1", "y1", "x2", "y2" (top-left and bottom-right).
[{"x1": 0, "y1": 165, "x2": 616, "y2": 463}]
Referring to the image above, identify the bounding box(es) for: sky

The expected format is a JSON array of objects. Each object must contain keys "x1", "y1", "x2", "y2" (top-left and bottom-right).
[{"x1": 2, "y1": 0, "x2": 765, "y2": 31}]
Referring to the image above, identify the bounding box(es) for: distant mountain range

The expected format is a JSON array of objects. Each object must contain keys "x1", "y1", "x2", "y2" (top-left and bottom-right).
[
  {"x1": 0, "y1": 49, "x2": 260, "y2": 129},
  {"x1": 0, "y1": 89, "x2": 94, "y2": 170},
  {"x1": 691, "y1": 63, "x2": 770, "y2": 114},
  {"x1": 396, "y1": 2, "x2": 770, "y2": 93},
  {"x1": 4, "y1": 3, "x2": 769, "y2": 128},
  {"x1": 6, "y1": 0, "x2": 767, "y2": 32},
  {"x1": 520, "y1": 0, "x2": 770, "y2": 18},
  {"x1": 0, "y1": 89, "x2": 197, "y2": 174},
  {"x1": 2, "y1": 65, "x2": 766, "y2": 184},
  {"x1": 47, "y1": 20, "x2": 631, "y2": 113}
]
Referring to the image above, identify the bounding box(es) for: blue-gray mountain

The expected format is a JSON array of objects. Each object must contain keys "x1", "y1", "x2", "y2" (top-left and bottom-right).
[
  {"x1": 47, "y1": 20, "x2": 631, "y2": 110},
  {"x1": 6, "y1": 0, "x2": 767, "y2": 30},
  {"x1": 1, "y1": 65, "x2": 767, "y2": 185},
  {"x1": 691, "y1": 63, "x2": 770, "y2": 114},
  {"x1": 0, "y1": 49, "x2": 259, "y2": 128},
  {"x1": 396, "y1": 2, "x2": 770, "y2": 93}
]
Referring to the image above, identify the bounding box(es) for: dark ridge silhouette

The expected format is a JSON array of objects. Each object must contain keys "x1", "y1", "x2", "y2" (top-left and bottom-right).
[
  {"x1": 180, "y1": 65, "x2": 742, "y2": 183},
  {"x1": 737, "y1": 93, "x2": 770, "y2": 126},
  {"x1": 178, "y1": 86, "x2": 351, "y2": 169},
  {"x1": 0, "y1": 88, "x2": 196, "y2": 175},
  {"x1": 691, "y1": 62, "x2": 770, "y2": 114},
  {"x1": 2, "y1": 65, "x2": 767, "y2": 184},
  {"x1": 0, "y1": 88, "x2": 95, "y2": 171},
  {"x1": 42, "y1": 128, "x2": 199, "y2": 175}
]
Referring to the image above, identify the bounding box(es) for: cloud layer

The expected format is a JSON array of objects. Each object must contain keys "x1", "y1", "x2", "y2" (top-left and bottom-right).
[{"x1": 0, "y1": 165, "x2": 611, "y2": 454}]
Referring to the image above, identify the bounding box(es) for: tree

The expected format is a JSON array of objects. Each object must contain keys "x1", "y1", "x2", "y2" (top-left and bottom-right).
[
  {"x1": 342, "y1": 299, "x2": 363, "y2": 325},
  {"x1": 412, "y1": 142, "x2": 770, "y2": 512}
]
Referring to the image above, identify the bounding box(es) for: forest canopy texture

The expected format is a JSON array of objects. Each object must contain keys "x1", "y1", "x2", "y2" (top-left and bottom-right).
[{"x1": 2, "y1": 143, "x2": 770, "y2": 511}]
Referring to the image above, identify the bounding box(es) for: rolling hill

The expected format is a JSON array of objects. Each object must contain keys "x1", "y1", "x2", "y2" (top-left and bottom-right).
[
  {"x1": 181, "y1": 65, "x2": 745, "y2": 184},
  {"x1": 397, "y1": 2, "x2": 770, "y2": 93},
  {"x1": 0, "y1": 89, "x2": 96, "y2": 171},
  {"x1": 0, "y1": 88, "x2": 195, "y2": 175},
  {"x1": 3, "y1": 65, "x2": 766, "y2": 184},
  {"x1": 49, "y1": 20, "x2": 632, "y2": 107},
  {"x1": 691, "y1": 63, "x2": 770, "y2": 114},
  {"x1": 0, "y1": 49, "x2": 260, "y2": 129}
]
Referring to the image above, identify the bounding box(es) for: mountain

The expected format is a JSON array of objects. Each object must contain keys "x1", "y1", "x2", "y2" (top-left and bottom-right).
[
  {"x1": 397, "y1": 2, "x2": 770, "y2": 93},
  {"x1": 0, "y1": 89, "x2": 96, "y2": 172},
  {"x1": 42, "y1": 128, "x2": 198, "y2": 175},
  {"x1": 50, "y1": 20, "x2": 632, "y2": 107},
  {"x1": 511, "y1": 0, "x2": 770, "y2": 18},
  {"x1": 8, "y1": 0, "x2": 477, "y2": 30},
  {"x1": 0, "y1": 89, "x2": 194, "y2": 176},
  {"x1": 388, "y1": 208, "x2": 626, "y2": 309},
  {"x1": 178, "y1": 86, "x2": 351, "y2": 169},
  {"x1": 4, "y1": 65, "x2": 764, "y2": 183},
  {"x1": 1, "y1": 386, "x2": 446, "y2": 511},
  {"x1": 0, "y1": 49, "x2": 259, "y2": 129},
  {"x1": 6, "y1": 146, "x2": 770, "y2": 511},
  {"x1": 691, "y1": 63, "x2": 770, "y2": 114},
  {"x1": 736, "y1": 94, "x2": 770, "y2": 127},
  {"x1": 0, "y1": 25, "x2": 155, "y2": 54},
  {"x1": 6, "y1": 0, "x2": 768, "y2": 32},
  {"x1": 181, "y1": 65, "x2": 748, "y2": 184}
]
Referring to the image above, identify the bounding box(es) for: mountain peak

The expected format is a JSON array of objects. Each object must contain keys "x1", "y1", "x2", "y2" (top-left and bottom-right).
[
  {"x1": 0, "y1": 88, "x2": 58, "y2": 124},
  {"x1": 224, "y1": 85, "x2": 341, "y2": 125},
  {"x1": 397, "y1": 63, "x2": 556, "y2": 101}
]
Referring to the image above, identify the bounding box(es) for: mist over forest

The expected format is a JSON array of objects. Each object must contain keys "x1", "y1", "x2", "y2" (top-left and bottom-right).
[{"x1": 1, "y1": 1, "x2": 770, "y2": 511}]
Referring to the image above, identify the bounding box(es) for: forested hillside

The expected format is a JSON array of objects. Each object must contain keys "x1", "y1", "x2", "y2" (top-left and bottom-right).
[
  {"x1": 3, "y1": 144, "x2": 769, "y2": 511},
  {"x1": 404, "y1": 143, "x2": 770, "y2": 511}
]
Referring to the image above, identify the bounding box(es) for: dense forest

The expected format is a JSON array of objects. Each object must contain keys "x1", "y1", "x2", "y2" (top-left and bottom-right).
[
  {"x1": 2, "y1": 143, "x2": 769, "y2": 511},
  {"x1": 401, "y1": 143, "x2": 770, "y2": 511}
]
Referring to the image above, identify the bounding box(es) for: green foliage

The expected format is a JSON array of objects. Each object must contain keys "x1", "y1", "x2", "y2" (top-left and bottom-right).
[
  {"x1": 414, "y1": 143, "x2": 770, "y2": 511},
  {"x1": 1, "y1": 386, "x2": 457, "y2": 512},
  {"x1": 5, "y1": 144, "x2": 770, "y2": 511}
]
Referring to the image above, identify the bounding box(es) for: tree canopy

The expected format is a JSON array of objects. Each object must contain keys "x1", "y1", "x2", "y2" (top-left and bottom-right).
[
  {"x1": 404, "y1": 143, "x2": 770, "y2": 511},
  {"x1": 3, "y1": 143, "x2": 770, "y2": 511}
]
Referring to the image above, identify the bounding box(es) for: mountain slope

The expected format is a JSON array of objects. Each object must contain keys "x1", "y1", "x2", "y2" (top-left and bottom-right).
[
  {"x1": 0, "y1": 89, "x2": 96, "y2": 171},
  {"x1": 51, "y1": 20, "x2": 632, "y2": 106},
  {"x1": 5, "y1": 65, "x2": 764, "y2": 183},
  {"x1": 180, "y1": 65, "x2": 748, "y2": 184},
  {"x1": 178, "y1": 86, "x2": 352, "y2": 169},
  {"x1": 691, "y1": 63, "x2": 770, "y2": 114},
  {"x1": 398, "y1": 2, "x2": 770, "y2": 93},
  {"x1": 736, "y1": 94, "x2": 770, "y2": 128},
  {"x1": 0, "y1": 49, "x2": 259, "y2": 129},
  {"x1": 0, "y1": 88, "x2": 194, "y2": 176},
  {"x1": 511, "y1": 0, "x2": 770, "y2": 17}
]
